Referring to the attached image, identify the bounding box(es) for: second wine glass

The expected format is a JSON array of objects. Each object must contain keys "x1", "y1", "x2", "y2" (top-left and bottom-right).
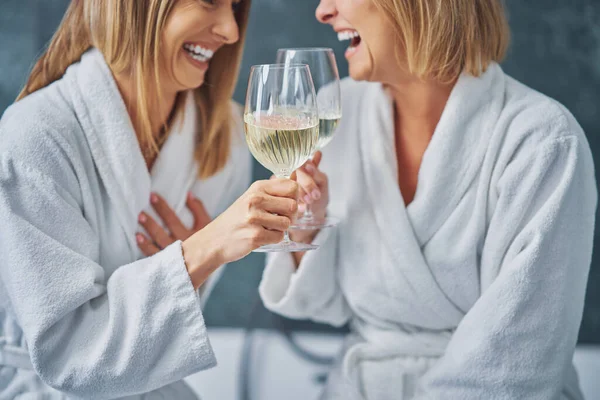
[
  {"x1": 244, "y1": 64, "x2": 320, "y2": 252},
  {"x1": 276, "y1": 48, "x2": 342, "y2": 230}
]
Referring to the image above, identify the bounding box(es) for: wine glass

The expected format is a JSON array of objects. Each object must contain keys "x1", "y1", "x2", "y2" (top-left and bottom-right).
[
  {"x1": 244, "y1": 64, "x2": 320, "y2": 252},
  {"x1": 276, "y1": 48, "x2": 342, "y2": 230}
]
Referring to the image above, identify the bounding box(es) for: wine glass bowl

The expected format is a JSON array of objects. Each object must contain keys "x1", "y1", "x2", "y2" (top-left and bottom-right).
[
  {"x1": 276, "y1": 48, "x2": 342, "y2": 230},
  {"x1": 244, "y1": 64, "x2": 320, "y2": 252}
]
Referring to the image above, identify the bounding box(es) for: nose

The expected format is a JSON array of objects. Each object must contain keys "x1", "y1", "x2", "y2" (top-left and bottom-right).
[
  {"x1": 212, "y1": 8, "x2": 240, "y2": 45},
  {"x1": 316, "y1": 0, "x2": 337, "y2": 24}
]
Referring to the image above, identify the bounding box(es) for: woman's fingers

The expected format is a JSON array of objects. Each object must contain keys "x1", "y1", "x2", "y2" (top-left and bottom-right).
[
  {"x1": 187, "y1": 192, "x2": 211, "y2": 231},
  {"x1": 136, "y1": 233, "x2": 160, "y2": 256},
  {"x1": 138, "y1": 211, "x2": 173, "y2": 249},
  {"x1": 312, "y1": 151, "x2": 322, "y2": 167},
  {"x1": 257, "y1": 178, "x2": 298, "y2": 199},
  {"x1": 248, "y1": 192, "x2": 298, "y2": 217},
  {"x1": 295, "y1": 167, "x2": 320, "y2": 205},
  {"x1": 150, "y1": 193, "x2": 188, "y2": 240},
  {"x1": 256, "y1": 228, "x2": 285, "y2": 247},
  {"x1": 250, "y1": 210, "x2": 292, "y2": 232}
]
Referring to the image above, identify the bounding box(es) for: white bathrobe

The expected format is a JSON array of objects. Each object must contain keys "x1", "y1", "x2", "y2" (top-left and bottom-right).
[
  {"x1": 260, "y1": 64, "x2": 597, "y2": 400},
  {"x1": 0, "y1": 49, "x2": 251, "y2": 399}
]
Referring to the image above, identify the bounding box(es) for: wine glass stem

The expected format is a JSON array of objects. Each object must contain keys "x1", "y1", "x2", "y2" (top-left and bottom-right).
[
  {"x1": 302, "y1": 204, "x2": 315, "y2": 221},
  {"x1": 283, "y1": 230, "x2": 291, "y2": 244},
  {"x1": 278, "y1": 172, "x2": 294, "y2": 244}
]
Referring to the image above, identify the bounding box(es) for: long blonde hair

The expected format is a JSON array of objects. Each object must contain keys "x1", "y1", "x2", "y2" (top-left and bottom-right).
[
  {"x1": 17, "y1": 0, "x2": 251, "y2": 178},
  {"x1": 371, "y1": 0, "x2": 510, "y2": 83}
]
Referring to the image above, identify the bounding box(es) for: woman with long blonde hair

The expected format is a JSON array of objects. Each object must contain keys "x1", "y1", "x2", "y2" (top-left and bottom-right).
[
  {"x1": 0, "y1": 0, "x2": 299, "y2": 398},
  {"x1": 259, "y1": 0, "x2": 597, "y2": 399}
]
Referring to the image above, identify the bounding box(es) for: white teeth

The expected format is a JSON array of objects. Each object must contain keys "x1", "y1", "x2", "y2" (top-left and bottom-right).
[
  {"x1": 183, "y1": 44, "x2": 214, "y2": 60},
  {"x1": 191, "y1": 53, "x2": 209, "y2": 62},
  {"x1": 337, "y1": 31, "x2": 359, "y2": 42}
]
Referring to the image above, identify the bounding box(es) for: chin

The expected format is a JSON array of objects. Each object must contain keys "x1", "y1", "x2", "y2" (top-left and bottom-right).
[
  {"x1": 188, "y1": 80, "x2": 205, "y2": 90},
  {"x1": 177, "y1": 71, "x2": 206, "y2": 90},
  {"x1": 349, "y1": 65, "x2": 372, "y2": 82}
]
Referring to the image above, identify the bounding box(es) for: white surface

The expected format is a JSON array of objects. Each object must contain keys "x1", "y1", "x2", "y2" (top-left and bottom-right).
[
  {"x1": 186, "y1": 328, "x2": 600, "y2": 400},
  {"x1": 573, "y1": 345, "x2": 600, "y2": 400}
]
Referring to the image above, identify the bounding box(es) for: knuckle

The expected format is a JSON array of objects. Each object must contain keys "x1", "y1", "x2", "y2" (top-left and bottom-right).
[
  {"x1": 289, "y1": 199, "x2": 298, "y2": 213},
  {"x1": 280, "y1": 216, "x2": 292, "y2": 230},
  {"x1": 305, "y1": 180, "x2": 317, "y2": 191},
  {"x1": 250, "y1": 180, "x2": 264, "y2": 192},
  {"x1": 245, "y1": 211, "x2": 259, "y2": 225},
  {"x1": 248, "y1": 193, "x2": 264, "y2": 208},
  {"x1": 163, "y1": 216, "x2": 175, "y2": 226},
  {"x1": 287, "y1": 180, "x2": 299, "y2": 192}
]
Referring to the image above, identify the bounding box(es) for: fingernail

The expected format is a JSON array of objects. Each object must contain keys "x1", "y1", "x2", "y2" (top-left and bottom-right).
[
  {"x1": 138, "y1": 213, "x2": 147, "y2": 223},
  {"x1": 136, "y1": 234, "x2": 144, "y2": 244},
  {"x1": 303, "y1": 194, "x2": 313, "y2": 204},
  {"x1": 311, "y1": 189, "x2": 321, "y2": 200},
  {"x1": 305, "y1": 163, "x2": 315, "y2": 174},
  {"x1": 187, "y1": 191, "x2": 194, "y2": 201},
  {"x1": 150, "y1": 194, "x2": 158, "y2": 204}
]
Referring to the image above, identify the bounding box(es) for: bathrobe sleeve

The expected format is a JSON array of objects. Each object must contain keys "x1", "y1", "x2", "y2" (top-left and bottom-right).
[
  {"x1": 259, "y1": 226, "x2": 352, "y2": 327},
  {"x1": 0, "y1": 158, "x2": 216, "y2": 398},
  {"x1": 417, "y1": 135, "x2": 597, "y2": 399}
]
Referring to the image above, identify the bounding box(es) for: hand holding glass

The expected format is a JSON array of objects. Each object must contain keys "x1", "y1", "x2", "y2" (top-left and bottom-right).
[{"x1": 243, "y1": 64, "x2": 319, "y2": 252}]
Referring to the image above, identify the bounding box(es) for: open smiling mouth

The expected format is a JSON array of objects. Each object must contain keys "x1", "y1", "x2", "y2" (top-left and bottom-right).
[
  {"x1": 183, "y1": 43, "x2": 214, "y2": 63},
  {"x1": 337, "y1": 30, "x2": 362, "y2": 52}
]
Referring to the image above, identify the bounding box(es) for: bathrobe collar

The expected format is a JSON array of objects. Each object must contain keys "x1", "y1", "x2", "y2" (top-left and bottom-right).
[
  {"x1": 358, "y1": 64, "x2": 505, "y2": 324},
  {"x1": 66, "y1": 48, "x2": 198, "y2": 255}
]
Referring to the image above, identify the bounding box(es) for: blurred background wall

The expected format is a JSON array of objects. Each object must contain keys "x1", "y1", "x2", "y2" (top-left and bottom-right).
[{"x1": 1, "y1": 0, "x2": 599, "y2": 343}]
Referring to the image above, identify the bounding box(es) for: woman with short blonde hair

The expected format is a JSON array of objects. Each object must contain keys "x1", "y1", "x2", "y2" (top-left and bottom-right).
[
  {"x1": 260, "y1": 0, "x2": 596, "y2": 399},
  {"x1": 0, "y1": 0, "x2": 300, "y2": 398},
  {"x1": 371, "y1": 0, "x2": 510, "y2": 82}
]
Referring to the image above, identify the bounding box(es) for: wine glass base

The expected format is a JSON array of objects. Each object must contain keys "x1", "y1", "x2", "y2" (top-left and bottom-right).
[
  {"x1": 253, "y1": 241, "x2": 319, "y2": 253},
  {"x1": 290, "y1": 216, "x2": 339, "y2": 230}
]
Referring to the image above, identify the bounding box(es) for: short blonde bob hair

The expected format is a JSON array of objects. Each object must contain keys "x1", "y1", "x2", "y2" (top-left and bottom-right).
[
  {"x1": 372, "y1": 0, "x2": 510, "y2": 82},
  {"x1": 18, "y1": 0, "x2": 251, "y2": 178}
]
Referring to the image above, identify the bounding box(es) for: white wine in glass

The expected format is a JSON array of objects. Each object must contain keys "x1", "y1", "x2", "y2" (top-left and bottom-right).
[
  {"x1": 244, "y1": 64, "x2": 320, "y2": 252},
  {"x1": 276, "y1": 48, "x2": 342, "y2": 230},
  {"x1": 317, "y1": 112, "x2": 341, "y2": 150}
]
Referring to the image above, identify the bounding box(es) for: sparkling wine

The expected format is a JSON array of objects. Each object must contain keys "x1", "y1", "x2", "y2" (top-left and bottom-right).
[
  {"x1": 316, "y1": 115, "x2": 341, "y2": 150},
  {"x1": 244, "y1": 113, "x2": 318, "y2": 178}
]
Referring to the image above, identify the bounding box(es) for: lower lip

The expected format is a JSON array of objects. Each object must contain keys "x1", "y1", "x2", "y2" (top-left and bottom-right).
[
  {"x1": 344, "y1": 42, "x2": 360, "y2": 60},
  {"x1": 183, "y1": 49, "x2": 209, "y2": 71}
]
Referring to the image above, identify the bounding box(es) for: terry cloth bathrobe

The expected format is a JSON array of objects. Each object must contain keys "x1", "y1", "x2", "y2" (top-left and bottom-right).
[
  {"x1": 259, "y1": 64, "x2": 597, "y2": 400},
  {"x1": 0, "y1": 49, "x2": 251, "y2": 399}
]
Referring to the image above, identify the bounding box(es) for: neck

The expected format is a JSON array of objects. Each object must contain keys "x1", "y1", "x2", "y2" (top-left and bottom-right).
[
  {"x1": 386, "y1": 77, "x2": 456, "y2": 140},
  {"x1": 113, "y1": 71, "x2": 178, "y2": 141}
]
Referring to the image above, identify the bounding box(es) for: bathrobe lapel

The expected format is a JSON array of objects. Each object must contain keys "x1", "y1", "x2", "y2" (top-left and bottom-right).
[
  {"x1": 68, "y1": 49, "x2": 151, "y2": 258},
  {"x1": 147, "y1": 92, "x2": 199, "y2": 224},
  {"x1": 407, "y1": 64, "x2": 505, "y2": 246},
  {"x1": 356, "y1": 66, "x2": 508, "y2": 325}
]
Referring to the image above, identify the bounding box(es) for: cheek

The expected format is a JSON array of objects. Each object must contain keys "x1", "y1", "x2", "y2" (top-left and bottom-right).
[{"x1": 342, "y1": 0, "x2": 377, "y2": 18}]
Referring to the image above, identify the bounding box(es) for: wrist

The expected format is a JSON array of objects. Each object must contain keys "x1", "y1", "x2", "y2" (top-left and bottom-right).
[
  {"x1": 289, "y1": 229, "x2": 318, "y2": 244},
  {"x1": 289, "y1": 229, "x2": 319, "y2": 269},
  {"x1": 181, "y1": 231, "x2": 223, "y2": 289}
]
